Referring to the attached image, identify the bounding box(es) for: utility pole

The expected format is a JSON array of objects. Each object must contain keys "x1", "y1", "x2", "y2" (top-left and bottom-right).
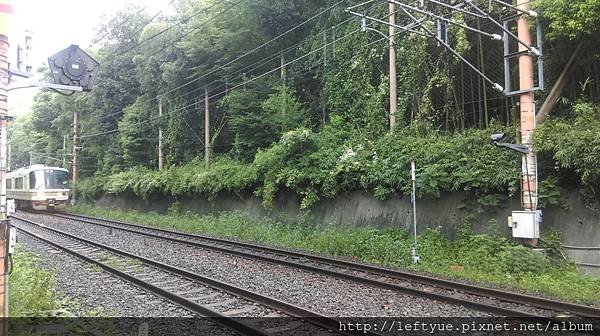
[
  {"x1": 517, "y1": 0, "x2": 538, "y2": 246},
  {"x1": 389, "y1": 1, "x2": 397, "y2": 131},
  {"x1": 280, "y1": 52, "x2": 285, "y2": 83},
  {"x1": 158, "y1": 99, "x2": 163, "y2": 170},
  {"x1": 204, "y1": 87, "x2": 210, "y2": 170},
  {"x1": 62, "y1": 134, "x2": 66, "y2": 168},
  {"x1": 72, "y1": 110, "x2": 78, "y2": 205},
  {"x1": 6, "y1": 143, "x2": 9, "y2": 171},
  {"x1": 0, "y1": 31, "x2": 7, "y2": 325}
]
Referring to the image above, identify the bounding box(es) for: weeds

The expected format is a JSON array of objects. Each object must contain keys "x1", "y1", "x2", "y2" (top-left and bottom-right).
[
  {"x1": 9, "y1": 246, "x2": 61, "y2": 316},
  {"x1": 72, "y1": 204, "x2": 600, "y2": 304}
]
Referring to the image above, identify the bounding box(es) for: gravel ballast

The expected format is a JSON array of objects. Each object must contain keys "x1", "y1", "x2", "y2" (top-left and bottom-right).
[
  {"x1": 17, "y1": 232, "x2": 195, "y2": 318},
  {"x1": 16, "y1": 212, "x2": 491, "y2": 317}
]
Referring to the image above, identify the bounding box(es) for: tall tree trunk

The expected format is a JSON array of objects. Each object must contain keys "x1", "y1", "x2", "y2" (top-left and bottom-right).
[{"x1": 536, "y1": 42, "x2": 585, "y2": 125}]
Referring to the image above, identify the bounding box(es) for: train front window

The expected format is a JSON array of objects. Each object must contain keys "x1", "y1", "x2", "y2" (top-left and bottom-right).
[
  {"x1": 29, "y1": 171, "x2": 45, "y2": 189},
  {"x1": 29, "y1": 170, "x2": 69, "y2": 189},
  {"x1": 45, "y1": 170, "x2": 69, "y2": 189}
]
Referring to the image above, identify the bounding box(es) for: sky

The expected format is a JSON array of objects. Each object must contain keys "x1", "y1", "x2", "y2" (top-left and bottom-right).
[{"x1": 7, "y1": 0, "x2": 174, "y2": 117}]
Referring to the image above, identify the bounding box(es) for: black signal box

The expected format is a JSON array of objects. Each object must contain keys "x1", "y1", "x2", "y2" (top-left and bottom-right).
[{"x1": 48, "y1": 45, "x2": 100, "y2": 92}]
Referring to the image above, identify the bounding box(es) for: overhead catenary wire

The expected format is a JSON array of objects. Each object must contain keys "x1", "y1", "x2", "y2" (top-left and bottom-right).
[
  {"x1": 115, "y1": 0, "x2": 239, "y2": 59},
  {"x1": 79, "y1": 1, "x2": 457, "y2": 140},
  {"x1": 81, "y1": 0, "x2": 512, "y2": 141},
  {"x1": 87, "y1": 5, "x2": 149, "y2": 50},
  {"x1": 96, "y1": 1, "x2": 242, "y2": 122},
  {"x1": 92, "y1": 0, "x2": 352, "y2": 124},
  {"x1": 129, "y1": 0, "x2": 349, "y2": 110}
]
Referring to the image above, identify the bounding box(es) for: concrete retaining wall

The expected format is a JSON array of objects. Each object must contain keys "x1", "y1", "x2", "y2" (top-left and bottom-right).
[{"x1": 93, "y1": 189, "x2": 600, "y2": 276}]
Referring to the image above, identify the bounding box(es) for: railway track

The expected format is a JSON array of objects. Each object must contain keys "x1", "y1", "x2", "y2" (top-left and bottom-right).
[
  {"x1": 12, "y1": 215, "x2": 364, "y2": 336},
  {"x1": 26, "y1": 211, "x2": 600, "y2": 317}
]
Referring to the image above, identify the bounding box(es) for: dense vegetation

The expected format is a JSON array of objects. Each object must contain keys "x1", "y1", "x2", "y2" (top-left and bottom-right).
[
  {"x1": 9, "y1": 247, "x2": 61, "y2": 316},
  {"x1": 8, "y1": 0, "x2": 600, "y2": 205},
  {"x1": 74, "y1": 205, "x2": 600, "y2": 304}
]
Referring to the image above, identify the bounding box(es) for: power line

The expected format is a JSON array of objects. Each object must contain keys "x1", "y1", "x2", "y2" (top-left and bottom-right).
[
  {"x1": 83, "y1": 1, "x2": 475, "y2": 141},
  {"x1": 94, "y1": 0, "x2": 349, "y2": 124},
  {"x1": 87, "y1": 5, "x2": 149, "y2": 50},
  {"x1": 96, "y1": 1, "x2": 241, "y2": 122},
  {"x1": 131, "y1": 0, "x2": 348, "y2": 110},
  {"x1": 115, "y1": 0, "x2": 236, "y2": 58},
  {"x1": 131, "y1": 0, "x2": 177, "y2": 37}
]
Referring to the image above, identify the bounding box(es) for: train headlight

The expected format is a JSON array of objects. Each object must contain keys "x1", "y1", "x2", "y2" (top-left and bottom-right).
[{"x1": 37, "y1": 191, "x2": 44, "y2": 198}]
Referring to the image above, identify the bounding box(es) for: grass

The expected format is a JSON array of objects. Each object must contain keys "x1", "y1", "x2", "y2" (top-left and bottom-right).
[
  {"x1": 9, "y1": 246, "x2": 62, "y2": 316},
  {"x1": 71, "y1": 204, "x2": 600, "y2": 305}
]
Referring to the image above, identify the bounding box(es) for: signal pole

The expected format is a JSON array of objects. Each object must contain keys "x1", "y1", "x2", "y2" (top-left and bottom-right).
[
  {"x1": 389, "y1": 1, "x2": 397, "y2": 131},
  {"x1": 72, "y1": 110, "x2": 78, "y2": 205},
  {"x1": 517, "y1": 0, "x2": 538, "y2": 246}
]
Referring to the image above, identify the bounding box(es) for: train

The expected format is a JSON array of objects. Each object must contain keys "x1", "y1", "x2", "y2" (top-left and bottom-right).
[{"x1": 6, "y1": 164, "x2": 70, "y2": 211}]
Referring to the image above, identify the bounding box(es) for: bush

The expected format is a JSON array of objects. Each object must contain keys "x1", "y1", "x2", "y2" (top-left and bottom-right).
[
  {"x1": 73, "y1": 205, "x2": 600, "y2": 304},
  {"x1": 78, "y1": 126, "x2": 521, "y2": 209},
  {"x1": 535, "y1": 102, "x2": 600, "y2": 191},
  {"x1": 499, "y1": 245, "x2": 551, "y2": 276},
  {"x1": 10, "y1": 247, "x2": 60, "y2": 316}
]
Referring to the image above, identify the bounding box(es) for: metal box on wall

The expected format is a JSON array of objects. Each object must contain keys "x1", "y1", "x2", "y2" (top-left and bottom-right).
[{"x1": 510, "y1": 210, "x2": 541, "y2": 238}]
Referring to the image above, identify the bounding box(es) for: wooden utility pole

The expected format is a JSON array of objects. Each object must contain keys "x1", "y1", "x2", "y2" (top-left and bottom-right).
[
  {"x1": 158, "y1": 99, "x2": 163, "y2": 170},
  {"x1": 62, "y1": 134, "x2": 66, "y2": 168},
  {"x1": 388, "y1": 1, "x2": 397, "y2": 131},
  {"x1": 517, "y1": 0, "x2": 538, "y2": 246},
  {"x1": 204, "y1": 88, "x2": 210, "y2": 170},
  {"x1": 72, "y1": 110, "x2": 78, "y2": 205},
  {"x1": 280, "y1": 52, "x2": 285, "y2": 83}
]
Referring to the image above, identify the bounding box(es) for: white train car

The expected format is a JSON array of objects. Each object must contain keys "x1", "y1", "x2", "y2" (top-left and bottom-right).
[{"x1": 7, "y1": 164, "x2": 70, "y2": 211}]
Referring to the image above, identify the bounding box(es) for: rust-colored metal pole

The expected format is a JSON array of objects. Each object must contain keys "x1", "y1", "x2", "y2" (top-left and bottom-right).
[
  {"x1": 0, "y1": 2, "x2": 13, "y2": 324},
  {"x1": 0, "y1": 33, "x2": 8, "y2": 324},
  {"x1": 517, "y1": 0, "x2": 538, "y2": 246}
]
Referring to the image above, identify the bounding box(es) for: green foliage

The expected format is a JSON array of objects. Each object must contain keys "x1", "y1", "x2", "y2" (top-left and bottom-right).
[
  {"x1": 119, "y1": 97, "x2": 157, "y2": 168},
  {"x1": 538, "y1": 176, "x2": 569, "y2": 209},
  {"x1": 533, "y1": 0, "x2": 600, "y2": 40},
  {"x1": 499, "y1": 246, "x2": 550, "y2": 275},
  {"x1": 535, "y1": 102, "x2": 600, "y2": 193},
  {"x1": 73, "y1": 205, "x2": 600, "y2": 304},
  {"x1": 80, "y1": 156, "x2": 258, "y2": 200},
  {"x1": 226, "y1": 84, "x2": 307, "y2": 161},
  {"x1": 78, "y1": 125, "x2": 520, "y2": 209},
  {"x1": 10, "y1": 247, "x2": 60, "y2": 316}
]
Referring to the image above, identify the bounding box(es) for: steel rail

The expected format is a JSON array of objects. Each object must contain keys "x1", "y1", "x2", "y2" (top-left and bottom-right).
[
  {"x1": 29, "y1": 212, "x2": 567, "y2": 317},
  {"x1": 14, "y1": 224, "x2": 270, "y2": 336},
  {"x1": 12, "y1": 215, "x2": 374, "y2": 336},
  {"x1": 51, "y1": 211, "x2": 600, "y2": 317}
]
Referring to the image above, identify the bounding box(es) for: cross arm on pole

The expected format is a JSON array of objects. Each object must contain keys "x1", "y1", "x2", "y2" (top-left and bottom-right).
[
  {"x1": 346, "y1": 9, "x2": 430, "y2": 39},
  {"x1": 427, "y1": 0, "x2": 485, "y2": 18},
  {"x1": 463, "y1": 0, "x2": 540, "y2": 56},
  {"x1": 488, "y1": 0, "x2": 538, "y2": 17},
  {"x1": 395, "y1": 3, "x2": 504, "y2": 92},
  {"x1": 8, "y1": 82, "x2": 83, "y2": 92},
  {"x1": 387, "y1": 0, "x2": 502, "y2": 40}
]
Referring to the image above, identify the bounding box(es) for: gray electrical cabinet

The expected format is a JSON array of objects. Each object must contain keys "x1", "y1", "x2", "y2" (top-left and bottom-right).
[{"x1": 509, "y1": 210, "x2": 542, "y2": 238}]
